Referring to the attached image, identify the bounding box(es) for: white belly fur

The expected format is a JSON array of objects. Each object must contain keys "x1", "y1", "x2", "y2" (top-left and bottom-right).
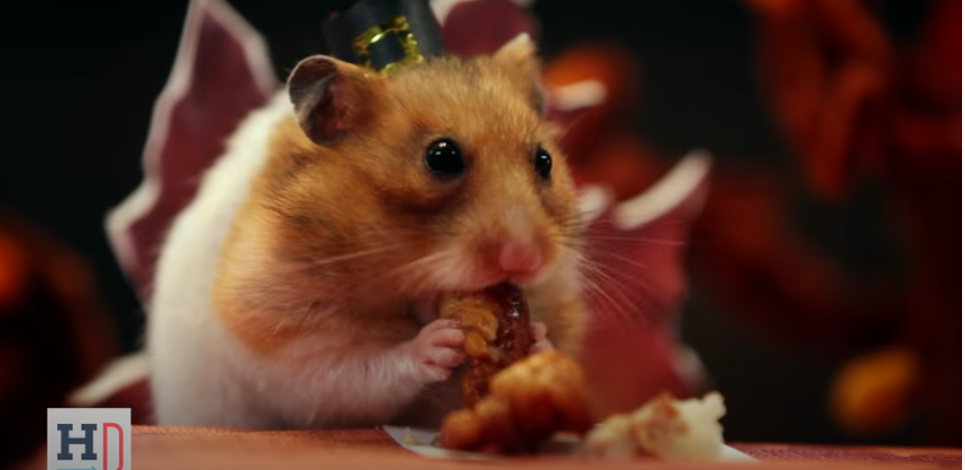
[{"x1": 147, "y1": 91, "x2": 292, "y2": 427}]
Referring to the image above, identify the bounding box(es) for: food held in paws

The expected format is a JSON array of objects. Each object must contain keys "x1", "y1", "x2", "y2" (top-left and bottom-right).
[
  {"x1": 438, "y1": 283, "x2": 534, "y2": 407},
  {"x1": 438, "y1": 349, "x2": 594, "y2": 454},
  {"x1": 581, "y1": 392, "x2": 726, "y2": 460}
]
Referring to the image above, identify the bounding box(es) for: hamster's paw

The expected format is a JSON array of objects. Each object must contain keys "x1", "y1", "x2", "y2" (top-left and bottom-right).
[
  {"x1": 406, "y1": 319, "x2": 466, "y2": 382},
  {"x1": 530, "y1": 322, "x2": 554, "y2": 354}
]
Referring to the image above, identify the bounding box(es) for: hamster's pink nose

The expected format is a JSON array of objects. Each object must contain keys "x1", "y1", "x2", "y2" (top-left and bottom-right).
[{"x1": 498, "y1": 241, "x2": 542, "y2": 277}]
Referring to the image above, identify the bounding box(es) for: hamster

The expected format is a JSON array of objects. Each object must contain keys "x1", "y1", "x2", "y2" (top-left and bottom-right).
[{"x1": 147, "y1": 34, "x2": 587, "y2": 429}]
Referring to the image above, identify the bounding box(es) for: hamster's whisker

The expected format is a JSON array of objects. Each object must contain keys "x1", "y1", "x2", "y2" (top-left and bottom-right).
[
  {"x1": 580, "y1": 250, "x2": 655, "y2": 323},
  {"x1": 379, "y1": 248, "x2": 460, "y2": 295},
  {"x1": 583, "y1": 232, "x2": 689, "y2": 246},
  {"x1": 557, "y1": 214, "x2": 587, "y2": 230},
  {"x1": 595, "y1": 250, "x2": 654, "y2": 275},
  {"x1": 573, "y1": 253, "x2": 646, "y2": 328},
  {"x1": 554, "y1": 111, "x2": 593, "y2": 141},
  {"x1": 551, "y1": 231, "x2": 584, "y2": 251},
  {"x1": 583, "y1": 251, "x2": 662, "y2": 324},
  {"x1": 305, "y1": 244, "x2": 402, "y2": 268},
  {"x1": 572, "y1": 267, "x2": 631, "y2": 332},
  {"x1": 433, "y1": 248, "x2": 469, "y2": 294}
]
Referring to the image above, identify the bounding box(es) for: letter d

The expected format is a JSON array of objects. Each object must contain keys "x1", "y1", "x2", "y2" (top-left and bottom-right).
[{"x1": 102, "y1": 423, "x2": 124, "y2": 470}]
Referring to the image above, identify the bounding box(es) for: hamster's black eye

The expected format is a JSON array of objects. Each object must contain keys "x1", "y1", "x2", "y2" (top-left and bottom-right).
[
  {"x1": 534, "y1": 145, "x2": 552, "y2": 180},
  {"x1": 425, "y1": 139, "x2": 465, "y2": 177}
]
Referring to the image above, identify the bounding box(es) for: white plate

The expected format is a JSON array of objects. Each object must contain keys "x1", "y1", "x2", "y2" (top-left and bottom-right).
[{"x1": 383, "y1": 425, "x2": 757, "y2": 462}]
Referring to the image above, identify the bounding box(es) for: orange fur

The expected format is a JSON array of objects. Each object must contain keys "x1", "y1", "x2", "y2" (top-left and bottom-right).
[{"x1": 213, "y1": 43, "x2": 584, "y2": 358}]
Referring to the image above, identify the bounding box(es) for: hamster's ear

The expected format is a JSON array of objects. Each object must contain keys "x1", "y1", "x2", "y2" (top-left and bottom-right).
[
  {"x1": 287, "y1": 55, "x2": 374, "y2": 146},
  {"x1": 492, "y1": 33, "x2": 546, "y2": 115}
]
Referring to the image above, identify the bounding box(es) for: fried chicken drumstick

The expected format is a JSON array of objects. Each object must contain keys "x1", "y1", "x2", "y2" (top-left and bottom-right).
[
  {"x1": 438, "y1": 282, "x2": 534, "y2": 407},
  {"x1": 439, "y1": 350, "x2": 595, "y2": 454}
]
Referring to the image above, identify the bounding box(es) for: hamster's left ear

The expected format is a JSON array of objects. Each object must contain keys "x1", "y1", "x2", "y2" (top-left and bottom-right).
[
  {"x1": 287, "y1": 55, "x2": 376, "y2": 147},
  {"x1": 492, "y1": 33, "x2": 547, "y2": 116}
]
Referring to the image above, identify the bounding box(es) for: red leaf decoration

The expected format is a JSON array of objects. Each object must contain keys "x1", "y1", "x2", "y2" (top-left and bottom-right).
[
  {"x1": 575, "y1": 153, "x2": 712, "y2": 417},
  {"x1": 105, "y1": 0, "x2": 277, "y2": 301},
  {"x1": 435, "y1": 0, "x2": 539, "y2": 57}
]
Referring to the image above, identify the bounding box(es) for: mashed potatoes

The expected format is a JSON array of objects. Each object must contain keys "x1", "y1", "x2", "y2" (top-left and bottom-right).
[{"x1": 580, "y1": 392, "x2": 726, "y2": 460}]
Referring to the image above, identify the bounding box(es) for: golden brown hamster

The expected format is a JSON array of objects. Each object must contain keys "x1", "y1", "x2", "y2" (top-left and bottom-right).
[{"x1": 146, "y1": 34, "x2": 588, "y2": 429}]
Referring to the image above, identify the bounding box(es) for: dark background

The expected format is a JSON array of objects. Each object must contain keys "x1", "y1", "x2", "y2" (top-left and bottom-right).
[{"x1": 18, "y1": 0, "x2": 929, "y2": 445}]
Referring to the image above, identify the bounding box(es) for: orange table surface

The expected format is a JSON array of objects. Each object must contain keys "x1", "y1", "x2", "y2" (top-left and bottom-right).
[{"x1": 20, "y1": 426, "x2": 961, "y2": 470}]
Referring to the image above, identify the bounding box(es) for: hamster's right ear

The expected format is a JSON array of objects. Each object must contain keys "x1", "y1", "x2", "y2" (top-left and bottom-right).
[
  {"x1": 492, "y1": 33, "x2": 547, "y2": 116},
  {"x1": 287, "y1": 55, "x2": 374, "y2": 146}
]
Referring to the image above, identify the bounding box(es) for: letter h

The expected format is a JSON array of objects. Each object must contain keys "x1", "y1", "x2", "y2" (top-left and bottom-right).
[{"x1": 56, "y1": 423, "x2": 98, "y2": 460}]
